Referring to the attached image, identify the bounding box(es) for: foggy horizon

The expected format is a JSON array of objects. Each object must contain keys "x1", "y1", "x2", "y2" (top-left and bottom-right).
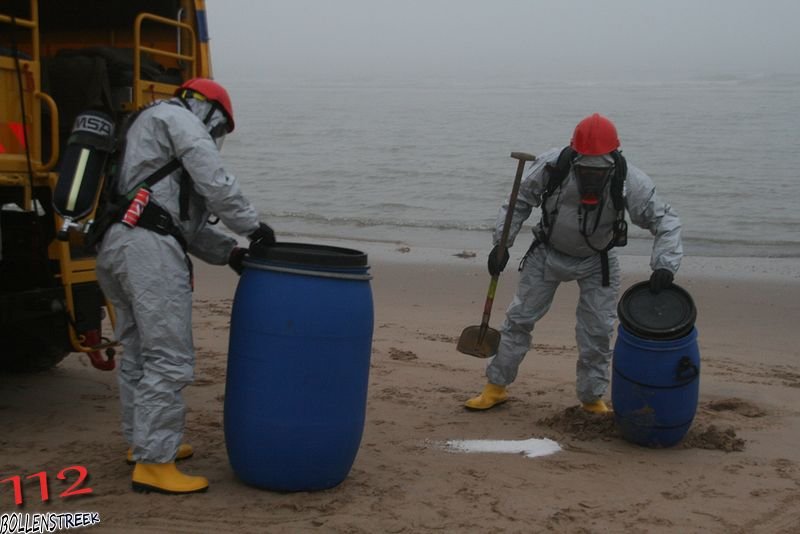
[{"x1": 205, "y1": 0, "x2": 800, "y2": 84}]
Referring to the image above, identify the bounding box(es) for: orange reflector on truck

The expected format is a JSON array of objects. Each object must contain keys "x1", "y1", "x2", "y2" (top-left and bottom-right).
[{"x1": 9, "y1": 122, "x2": 26, "y2": 149}]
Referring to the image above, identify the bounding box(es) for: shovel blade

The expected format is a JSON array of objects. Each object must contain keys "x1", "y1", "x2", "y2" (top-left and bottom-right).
[{"x1": 457, "y1": 325, "x2": 501, "y2": 359}]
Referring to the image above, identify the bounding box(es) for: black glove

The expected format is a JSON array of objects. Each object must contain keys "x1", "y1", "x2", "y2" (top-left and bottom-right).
[
  {"x1": 248, "y1": 222, "x2": 276, "y2": 257},
  {"x1": 487, "y1": 245, "x2": 510, "y2": 277},
  {"x1": 228, "y1": 246, "x2": 247, "y2": 275},
  {"x1": 649, "y1": 268, "x2": 674, "y2": 294}
]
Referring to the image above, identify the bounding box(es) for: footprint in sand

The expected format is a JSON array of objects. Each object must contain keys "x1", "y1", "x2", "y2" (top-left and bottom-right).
[
  {"x1": 705, "y1": 398, "x2": 766, "y2": 418},
  {"x1": 388, "y1": 347, "x2": 418, "y2": 361}
]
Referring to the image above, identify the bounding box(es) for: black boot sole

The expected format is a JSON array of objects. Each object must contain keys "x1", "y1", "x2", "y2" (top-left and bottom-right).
[
  {"x1": 131, "y1": 482, "x2": 208, "y2": 495},
  {"x1": 464, "y1": 399, "x2": 508, "y2": 411}
]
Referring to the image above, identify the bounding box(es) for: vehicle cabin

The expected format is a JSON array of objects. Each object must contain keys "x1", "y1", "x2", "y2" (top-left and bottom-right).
[{"x1": 0, "y1": 0, "x2": 213, "y2": 372}]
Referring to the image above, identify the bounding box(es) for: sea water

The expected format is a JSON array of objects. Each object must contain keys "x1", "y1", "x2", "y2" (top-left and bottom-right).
[{"x1": 222, "y1": 75, "x2": 800, "y2": 258}]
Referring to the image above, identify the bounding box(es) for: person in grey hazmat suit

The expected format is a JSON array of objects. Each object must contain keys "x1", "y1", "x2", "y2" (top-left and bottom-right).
[
  {"x1": 95, "y1": 78, "x2": 275, "y2": 494},
  {"x1": 465, "y1": 113, "x2": 683, "y2": 414}
]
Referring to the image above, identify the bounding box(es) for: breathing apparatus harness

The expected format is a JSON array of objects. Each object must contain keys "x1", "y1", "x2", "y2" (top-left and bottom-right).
[
  {"x1": 86, "y1": 100, "x2": 196, "y2": 251},
  {"x1": 527, "y1": 146, "x2": 628, "y2": 287}
]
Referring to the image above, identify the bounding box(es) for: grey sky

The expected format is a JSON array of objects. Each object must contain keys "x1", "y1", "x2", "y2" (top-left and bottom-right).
[{"x1": 205, "y1": 0, "x2": 799, "y2": 82}]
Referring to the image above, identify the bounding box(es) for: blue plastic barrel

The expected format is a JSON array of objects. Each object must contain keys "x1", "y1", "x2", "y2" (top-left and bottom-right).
[
  {"x1": 612, "y1": 281, "x2": 700, "y2": 447},
  {"x1": 612, "y1": 326, "x2": 700, "y2": 447},
  {"x1": 225, "y1": 243, "x2": 373, "y2": 491}
]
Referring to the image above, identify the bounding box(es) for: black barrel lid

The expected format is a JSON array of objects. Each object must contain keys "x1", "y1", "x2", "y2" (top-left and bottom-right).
[
  {"x1": 250, "y1": 242, "x2": 368, "y2": 268},
  {"x1": 618, "y1": 281, "x2": 696, "y2": 340}
]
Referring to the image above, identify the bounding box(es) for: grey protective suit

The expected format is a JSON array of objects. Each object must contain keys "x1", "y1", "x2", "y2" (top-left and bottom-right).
[
  {"x1": 486, "y1": 147, "x2": 682, "y2": 403},
  {"x1": 95, "y1": 98, "x2": 260, "y2": 463}
]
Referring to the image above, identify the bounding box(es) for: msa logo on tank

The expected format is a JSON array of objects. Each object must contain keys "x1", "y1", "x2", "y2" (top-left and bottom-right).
[
  {"x1": 72, "y1": 113, "x2": 114, "y2": 137},
  {"x1": 52, "y1": 110, "x2": 116, "y2": 239}
]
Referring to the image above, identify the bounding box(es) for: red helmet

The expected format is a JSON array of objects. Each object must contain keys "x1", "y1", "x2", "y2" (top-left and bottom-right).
[
  {"x1": 176, "y1": 78, "x2": 235, "y2": 132},
  {"x1": 570, "y1": 113, "x2": 619, "y2": 156}
]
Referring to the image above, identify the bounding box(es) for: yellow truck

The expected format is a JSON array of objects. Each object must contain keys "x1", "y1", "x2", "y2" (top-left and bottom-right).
[{"x1": 1, "y1": 0, "x2": 215, "y2": 371}]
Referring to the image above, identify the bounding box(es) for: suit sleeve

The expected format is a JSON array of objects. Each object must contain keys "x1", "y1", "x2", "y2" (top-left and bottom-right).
[
  {"x1": 166, "y1": 113, "x2": 261, "y2": 237},
  {"x1": 625, "y1": 165, "x2": 683, "y2": 273}
]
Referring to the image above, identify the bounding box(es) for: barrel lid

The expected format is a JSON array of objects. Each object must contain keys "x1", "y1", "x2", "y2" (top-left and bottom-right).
[
  {"x1": 249, "y1": 242, "x2": 368, "y2": 268},
  {"x1": 618, "y1": 281, "x2": 696, "y2": 340}
]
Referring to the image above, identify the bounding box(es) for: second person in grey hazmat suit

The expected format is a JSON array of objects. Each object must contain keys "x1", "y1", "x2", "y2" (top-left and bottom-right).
[
  {"x1": 465, "y1": 113, "x2": 683, "y2": 414},
  {"x1": 95, "y1": 78, "x2": 275, "y2": 494}
]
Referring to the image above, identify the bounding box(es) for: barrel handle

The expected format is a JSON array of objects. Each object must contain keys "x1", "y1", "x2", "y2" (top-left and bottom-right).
[{"x1": 675, "y1": 356, "x2": 699, "y2": 381}]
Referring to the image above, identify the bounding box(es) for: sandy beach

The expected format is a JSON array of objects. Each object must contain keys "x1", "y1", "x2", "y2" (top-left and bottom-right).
[{"x1": 2, "y1": 241, "x2": 799, "y2": 533}]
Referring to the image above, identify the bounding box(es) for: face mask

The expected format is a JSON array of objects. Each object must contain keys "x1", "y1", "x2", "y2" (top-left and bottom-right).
[
  {"x1": 206, "y1": 110, "x2": 229, "y2": 150},
  {"x1": 574, "y1": 164, "x2": 613, "y2": 207},
  {"x1": 207, "y1": 108, "x2": 228, "y2": 135},
  {"x1": 214, "y1": 134, "x2": 226, "y2": 150}
]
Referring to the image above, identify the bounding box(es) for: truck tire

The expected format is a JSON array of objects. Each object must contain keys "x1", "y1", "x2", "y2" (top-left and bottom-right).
[{"x1": 0, "y1": 332, "x2": 69, "y2": 373}]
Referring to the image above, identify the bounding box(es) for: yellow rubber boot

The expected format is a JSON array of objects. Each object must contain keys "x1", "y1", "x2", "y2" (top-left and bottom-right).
[
  {"x1": 131, "y1": 463, "x2": 209, "y2": 494},
  {"x1": 581, "y1": 399, "x2": 611, "y2": 414},
  {"x1": 464, "y1": 383, "x2": 508, "y2": 410},
  {"x1": 126, "y1": 443, "x2": 193, "y2": 465}
]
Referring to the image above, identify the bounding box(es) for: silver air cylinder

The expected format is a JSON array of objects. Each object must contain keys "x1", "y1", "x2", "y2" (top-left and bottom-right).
[{"x1": 52, "y1": 110, "x2": 115, "y2": 240}]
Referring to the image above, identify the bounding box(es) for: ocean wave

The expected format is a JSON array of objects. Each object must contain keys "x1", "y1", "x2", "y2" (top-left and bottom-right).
[
  {"x1": 267, "y1": 211, "x2": 493, "y2": 232},
  {"x1": 265, "y1": 213, "x2": 800, "y2": 255}
]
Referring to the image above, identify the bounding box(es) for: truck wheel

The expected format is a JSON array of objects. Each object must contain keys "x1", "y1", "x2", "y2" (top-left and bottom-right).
[{"x1": 0, "y1": 333, "x2": 69, "y2": 373}]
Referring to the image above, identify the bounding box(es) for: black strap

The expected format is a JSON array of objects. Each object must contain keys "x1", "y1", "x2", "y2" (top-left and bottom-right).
[
  {"x1": 518, "y1": 239, "x2": 541, "y2": 272},
  {"x1": 125, "y1": 159, "x2": 182, "y2": 200},
  {"x1": 540, "y1": 146, "x2": 575, "y2": 233},
  {"x1": 610, "y1": 151, "x2": 627, "y2": 211},
  {"x1": 543, "y1": 147, "x2": 576, "y2": 200},
  {"x1": 178, "y1": 169, "x2": 192, "y2": 221},
  {"x1": 600, "y1": 251, "x2": 610, "y2": 287},
  {"x1": 135, "y1": 201, "x2": 188, "y2": 251}
]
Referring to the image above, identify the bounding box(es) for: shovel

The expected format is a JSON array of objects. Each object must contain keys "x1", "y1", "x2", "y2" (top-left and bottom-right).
[{"x1": 457, "y1": 151, "x2": 537, "y2": 358}]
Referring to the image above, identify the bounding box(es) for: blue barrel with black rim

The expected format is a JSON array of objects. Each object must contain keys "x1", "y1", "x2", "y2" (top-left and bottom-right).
[
  {"x1": 612, "y1": 281, "x2": 700, "y2": 448},
  {"x1": 225, "y1": 243, "x2": 373, "y2": 491}
]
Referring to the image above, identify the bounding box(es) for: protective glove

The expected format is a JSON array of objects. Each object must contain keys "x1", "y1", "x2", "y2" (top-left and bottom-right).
[
  {"x1": 649, "y1": 268, "x2": 674, "y2": 294},
  {"x1": 487, "y1": 245, "x2": 510, "y2": 277},
  {"x1": 248, "y1": 222, "x2": 276, "y2": 257},
  {"x1": 228, "y1": 246, "x2": 247, "y2": 275}
]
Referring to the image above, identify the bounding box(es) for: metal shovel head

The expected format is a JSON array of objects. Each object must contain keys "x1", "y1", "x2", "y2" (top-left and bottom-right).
[{"x1": 457, "y1": 325, "x2": 501, "y2": 359}]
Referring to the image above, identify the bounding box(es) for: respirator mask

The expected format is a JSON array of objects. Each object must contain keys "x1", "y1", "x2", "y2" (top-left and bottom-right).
[
  {"x1": 573, "y1": 154, "x2": 614, "y2": 209},
  {"x1": 206, "y1": 109, "x2": 228, "y2": 150}
]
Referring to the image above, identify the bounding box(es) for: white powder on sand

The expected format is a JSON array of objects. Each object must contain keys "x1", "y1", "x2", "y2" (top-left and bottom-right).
[{"x1": 440, "y1": 438, "x2": 561, "y2": 458}]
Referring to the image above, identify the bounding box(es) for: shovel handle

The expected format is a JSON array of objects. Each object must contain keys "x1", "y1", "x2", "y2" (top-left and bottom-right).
[
  {"x1": 479, "y1": 276, "x2": 499, "y2": 327},
  {"x1": 510, "y1": 152, "x2": 537, "y2": 162},
  {"x1": 473, "y1": 152, "x2": 537, "y2": 339},
  {"x1": 497, "y1": 152, "x2": 537, "y2": 252}
]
